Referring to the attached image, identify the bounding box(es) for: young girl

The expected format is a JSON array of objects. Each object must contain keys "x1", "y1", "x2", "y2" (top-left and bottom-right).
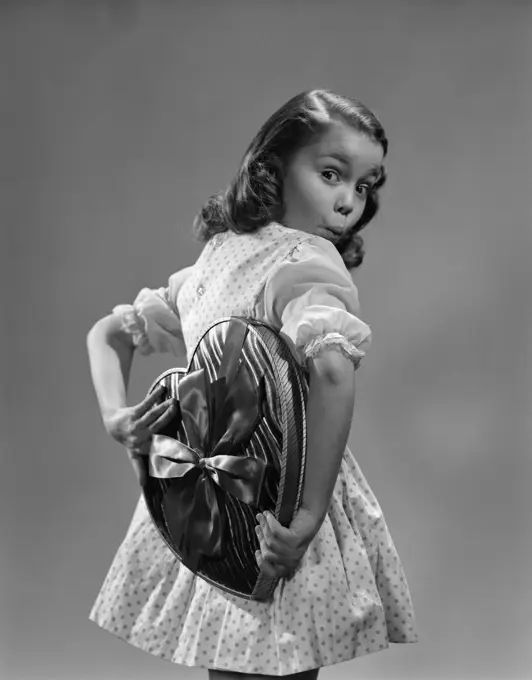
[{"x1": 87, "y1": 89, "x2": 419, "y2": 679}]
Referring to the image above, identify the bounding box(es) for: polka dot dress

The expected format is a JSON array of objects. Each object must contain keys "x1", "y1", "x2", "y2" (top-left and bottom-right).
[{"x1": 89, "y1": 223, "x2": 419, "y2": 676}]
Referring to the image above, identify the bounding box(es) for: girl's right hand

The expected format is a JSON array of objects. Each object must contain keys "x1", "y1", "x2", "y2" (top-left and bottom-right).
[{"x1": 104, "y1": 384, "x2": 177, "y2": 487}]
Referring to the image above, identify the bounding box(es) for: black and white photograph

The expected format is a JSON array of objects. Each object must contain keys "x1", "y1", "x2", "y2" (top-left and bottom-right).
[{"x1": 3, "y1": 1, "x2": 531, "y2": 679}]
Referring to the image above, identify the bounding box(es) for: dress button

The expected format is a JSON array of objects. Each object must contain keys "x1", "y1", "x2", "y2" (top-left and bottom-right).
[{"x1": 197, "y1": 284, "x2": 205, "y2": 296}]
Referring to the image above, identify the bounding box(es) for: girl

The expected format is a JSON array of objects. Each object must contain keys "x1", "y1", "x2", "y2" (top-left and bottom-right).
[{"x1": 87, "y1": 89, "x2": 419, "y2": 679}]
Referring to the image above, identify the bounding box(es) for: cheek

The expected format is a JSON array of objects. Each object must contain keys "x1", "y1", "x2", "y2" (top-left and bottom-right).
[
  {"x1": 284, "y1": 168, "x2": 328, "y2": 220},
  {"x1": 296, "y1": 174, "x2": 325, "y2": 210},
  {"x1": 353, "y1": 200, "x2": 366, "y2": 221},
  {"x1": 284, "y1": 175, "x2": 314, "y2": 213}
]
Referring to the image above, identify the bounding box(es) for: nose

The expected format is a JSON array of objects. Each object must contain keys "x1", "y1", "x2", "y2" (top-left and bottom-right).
[{"x1": 334, "y1": 186, "x2": 356, "y2": 218}]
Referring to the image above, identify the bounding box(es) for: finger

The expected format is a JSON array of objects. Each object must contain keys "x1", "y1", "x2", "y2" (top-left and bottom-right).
[
  {"x1": 135, "y1": 399, "x2": 176, "y2": 429},
  {"x1": 255, "y1": 523, "x2": 264, "y2": 548},
  {"x1": 257, "y1": 535, "x2": 299, "y2": 572},
  {"x1": 132, "y1": 384, "x2": 167, "y2": 418},
  {"x1": 256, "y1": 516, "x2": 279, "y2": 552},
  {"x1": 255, "y1": 551, "x2": 282, "y2": 579},
  {"x1": 135, "y1": 394, "x2": 173, "y2": 425},
  {"x1": 255, "y1": 523, "x2": 281, "y2": 555},
  {"x1": 262, "y1": 512, "x2": 308, "y2": 561},
  {"x1": 259, "y1": 511, "x2": 289, "y2": 542},
  {"x1": 257, "y1": 511, "x2": 286, "y2": 543},
  {"x1": 258, "y1": 513, "x2": 294, "y2": 555},
  {"x1": 255, "y1": 551, "x2": 293, "y2": 580},
  {"x1": 149, "y1": 401, "x2": 179, "y2": 433},
  {"x1": 255, "y1": 550, "x2": 269, "y2": 575}
]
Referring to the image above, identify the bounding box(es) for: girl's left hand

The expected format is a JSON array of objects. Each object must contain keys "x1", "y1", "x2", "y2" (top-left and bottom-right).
[{"x1": 254, "y1": 506, "x2": 320, "y2": 580}]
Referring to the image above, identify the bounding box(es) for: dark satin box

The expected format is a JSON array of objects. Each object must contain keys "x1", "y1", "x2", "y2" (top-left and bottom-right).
[{"x1": 141, "y1": 316, "x2": 309, "y2": 601}]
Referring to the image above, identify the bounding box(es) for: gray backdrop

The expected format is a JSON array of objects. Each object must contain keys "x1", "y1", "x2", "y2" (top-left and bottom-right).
[{"x1": 3, "y1": 1, "x2": 531, "y2": 679}]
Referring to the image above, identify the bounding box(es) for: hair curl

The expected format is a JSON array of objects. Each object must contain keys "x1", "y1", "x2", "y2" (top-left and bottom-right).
[{"x1": 192, "y1": 89, "x2": 388, "y2": 270}]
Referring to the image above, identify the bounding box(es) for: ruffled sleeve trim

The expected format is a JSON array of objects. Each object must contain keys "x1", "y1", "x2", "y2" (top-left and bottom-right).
[
  {"x1": 111, "y1": 268, "x2": 192, "y2": 357},
  {"x1": 262, "y1": 235, "x2": 373, "y2": 371},
  {"x1": 112, "y1": 301, "x2": 153, "y2": 356},
  {"x1": 302, "y1": 332, "x2": 368, "y2": 371}
]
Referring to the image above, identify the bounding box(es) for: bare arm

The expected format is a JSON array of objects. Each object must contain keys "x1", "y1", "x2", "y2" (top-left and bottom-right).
[
  {"x1": 300, "y1": 349, "x2": 356, "y2": 527},
  {"x1": 86, "y1": 314, "x2": 176, "y2": 485},
  {"x1": 86, "y1": 314, "x2": 136, "y2": 426},
  {"x1": 254, "y1": 347, "x2": 357, "y2": 578}
]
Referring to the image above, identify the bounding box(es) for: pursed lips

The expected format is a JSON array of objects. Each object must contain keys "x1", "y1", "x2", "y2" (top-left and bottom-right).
[{"x1": 321, "y1": 225, "x2": 344, "y2": 236}]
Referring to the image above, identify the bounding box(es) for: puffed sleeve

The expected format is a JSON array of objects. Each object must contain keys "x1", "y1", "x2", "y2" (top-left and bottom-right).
[
  {"x1": 262, "y1": 238, "x2": 372, "y2": 371},
  {"x1": 112, "y1": 267, "x2": 192, "y2": 356}
]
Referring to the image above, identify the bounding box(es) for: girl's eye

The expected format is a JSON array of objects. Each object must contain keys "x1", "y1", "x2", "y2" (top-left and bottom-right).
[
  {"x1": 356, "y1": 183, "x2": 371, "y2": 196},
  {"x1": 322, "y1": 169, "x2": 340, "y2": 183}
]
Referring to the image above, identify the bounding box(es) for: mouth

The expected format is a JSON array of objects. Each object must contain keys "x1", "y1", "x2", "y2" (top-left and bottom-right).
[{"x1": 322, "y1": 226, "x2": 343, "y2": 237}]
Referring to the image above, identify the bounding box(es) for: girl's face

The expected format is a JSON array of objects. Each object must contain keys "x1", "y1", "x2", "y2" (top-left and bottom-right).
[{"x1": 280, "y1": 120, "x2": 384, "y2": 242}]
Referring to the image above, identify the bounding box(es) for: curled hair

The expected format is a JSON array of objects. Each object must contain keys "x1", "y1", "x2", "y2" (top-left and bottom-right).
[{"x1": 193, "y1": 89, "x2": 388, "y2": 270}]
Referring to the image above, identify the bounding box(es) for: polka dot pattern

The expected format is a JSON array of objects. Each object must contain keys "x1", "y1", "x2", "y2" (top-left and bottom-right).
[
  {"x1": 175, "y1": 224, "x2": 318, "y2": 365},
  {"x1": 90, "y1": 223, "x2": 419, "y2": 675}
]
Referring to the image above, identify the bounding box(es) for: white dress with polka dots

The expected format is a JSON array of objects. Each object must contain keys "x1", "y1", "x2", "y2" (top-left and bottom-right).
[{"x1": 89, "y1": 222, "x2": 419, "y2": 676}]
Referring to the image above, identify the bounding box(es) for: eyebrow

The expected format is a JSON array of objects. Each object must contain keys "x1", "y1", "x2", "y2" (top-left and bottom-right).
[{"x1": 320, "y1": 153, "x2": 382, "y2": 179}]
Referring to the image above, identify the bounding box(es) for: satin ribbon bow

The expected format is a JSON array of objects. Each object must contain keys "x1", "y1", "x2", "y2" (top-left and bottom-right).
[{"x1": 148, "y1": 364, "x2": 267, "y2": 573}]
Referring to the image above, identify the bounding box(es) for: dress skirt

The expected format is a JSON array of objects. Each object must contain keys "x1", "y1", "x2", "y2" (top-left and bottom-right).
[{"x1": 89, "y1": 443, "x2": 419, "y2": 676}]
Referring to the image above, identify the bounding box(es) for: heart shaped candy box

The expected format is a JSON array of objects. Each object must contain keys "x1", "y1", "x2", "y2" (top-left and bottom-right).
[{"x1": 141, "y1": 316, "x2": 309, "y2": 601}]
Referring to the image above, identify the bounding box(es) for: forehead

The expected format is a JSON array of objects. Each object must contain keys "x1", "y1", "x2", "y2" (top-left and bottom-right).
[{"x1": 306, "y1": 120, "x2": 384, "y2": 169}]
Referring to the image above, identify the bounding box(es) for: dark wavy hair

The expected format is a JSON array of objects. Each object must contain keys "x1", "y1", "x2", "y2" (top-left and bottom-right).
[{"x1": 192, "y1": 89, "x2": 388, "y2": 269}]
